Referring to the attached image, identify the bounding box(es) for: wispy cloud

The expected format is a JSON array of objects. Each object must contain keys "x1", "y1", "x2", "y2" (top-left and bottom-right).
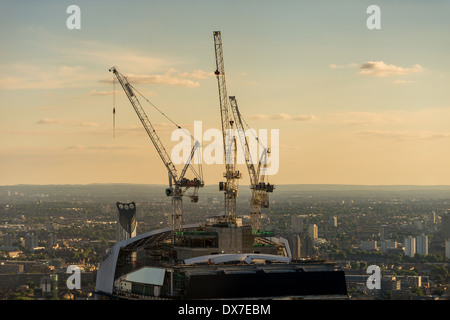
[
  {"x1": 393, "y1": 79, "x2": 416, "y2": 85},
  {"x1": 126, "y1": 74, "x2": 201, "y2": 88},
  {"x1": 0, "y1": 65, "x2": 92, "y2": 90},
  {"x1": 359, "y1": 130, "x2": 450, "y2": 141},
  {"x1": 88, "y1": 89, "x2": 157, "y2": 98},
  {"x1": 37, "y1": 118, "x2": 99, "y2": 127},
  {"x1": 329, "y1": 63, "x2": 357, "y2": 69},
  {"x1": 178, "y1": 70, "x2": 214, "y2": 80},
  {"x1": 328, "y1": 111, "x2": 406, "y2": 126},
  {"x1": 99, "y1": 68, "x2": 214, "y2": 88},
  {"x1": 358, "y1": 61, "x2": 424, "y2": 77},
  {"x1": 67, "y1": 144, "x2": 144, "y2": 151},
  {"x1": 0, "y1": 36, "x2": 210, "y2": 90},
  {"x1": 292, "y1": 115, "x2": 317, "y2": 121},
  {"x1": 88, "y1": 90, "x2": 117, "y2": 96},
  {"x1": 37, "y1": 118, "x2": 66, "y2": 125},
  {"x1": 248, "y1": 113, "x2": 316, "y2": 121},
  {"x1": 329, "y1": 61, "x2": 424, "y2": 81}
]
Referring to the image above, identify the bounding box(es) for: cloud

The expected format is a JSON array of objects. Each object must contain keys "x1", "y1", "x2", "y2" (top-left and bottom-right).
[
  {"x1": 37, "y1": 118, "x2": 66, "y2": 125},
  {"x1": 358, "y1": 61, "x2": 424, "y2": 77},
  {"x1": 292, "y1": 115, "x2": 317, "y2": 121},
  {"x1": 100, "y1": 68, "x2": 214, "y2": 88},
  {"x1": 67, "y1": 144, "x2": 143, "y2": 151},
  {"x1": 126, "y1": 74, "x2": 200, "y2": 88},
  {"x1": 0, "y1": 65, "x2": 93, "y2": 90},
  {"x1": 37, "y1": 118, "x2": 99, "y2": 127},
  {"x1": 77, "y1": 122, "x2": 99, "y2": 128},
  {"x1": 178, "y1": 70, "x2": 215, "y2": 80},
  {"x1": 359, "y1": 130, "x2": 450, "y2": 141},
  {"x1": 329, "y1": 111, "x2": 405, "y2": 126},
  {"x1": 248, "y1": 113, "x2": 316, "y2": 121},
  {"x1": 329, "y1": 63, "x2": 357, "y2": 69},
  {"x1": 89, "y1": 90, "x2": 116, "y2": 96},
  {"x1": 0, "y1": 38, "x2": 197, "y2": 90},
  {"x1": 393, "y1": 79, "x2": 416, "y2": 85},
  {"x1": 88, "y1": 89, "x2": 157, "y2": 98}
]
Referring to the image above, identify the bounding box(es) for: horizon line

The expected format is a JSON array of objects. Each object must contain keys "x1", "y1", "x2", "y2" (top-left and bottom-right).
[{"x1": 3, "y1": 183, "x2": 450, "y2": 188}]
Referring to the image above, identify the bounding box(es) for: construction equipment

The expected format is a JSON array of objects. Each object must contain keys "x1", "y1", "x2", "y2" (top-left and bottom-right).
[
  {"x1": 229, "y1": 96, "x2": 275, "y2": 232},
  {"x1": 109, "y1": 66, "x2": 204, "y2": 235},
  {"x1": 213, "y1": 31, "x2": 242, "y2": 225}
]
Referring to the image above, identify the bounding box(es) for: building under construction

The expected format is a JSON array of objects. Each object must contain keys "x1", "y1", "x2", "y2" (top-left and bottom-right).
[
  {"x1": 95, "y1": 218, "x2": 347, "y2": 299},
  {"x1": 94, "y1": 31, "x2": 347, "y2": 300}
]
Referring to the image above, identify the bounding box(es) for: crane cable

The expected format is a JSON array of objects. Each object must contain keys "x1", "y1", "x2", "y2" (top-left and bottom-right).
[
  {"x1": 127, "y1": 81, "x2": 194, "y2": 140},
  {"x1": 117, "y1": 71, "x2": 203, "y2": 181},
  {"x1": 113, "y1": 75, "x2": 116, "y2": 139},
  {"x1": 237, "y1": 106, "x2": 270, "y2": 183}
]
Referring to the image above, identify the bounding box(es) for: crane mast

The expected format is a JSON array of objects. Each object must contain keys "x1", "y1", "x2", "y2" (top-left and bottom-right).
[
  {"x1": 229, "y1": 96, "x2": 274, "y2": 232},
  {"x1": 109, "y1": 66, "x2": 204, "y2": 235},
  {"x1": 213, "y1": 31, "x2": 242, "y2": 224}
]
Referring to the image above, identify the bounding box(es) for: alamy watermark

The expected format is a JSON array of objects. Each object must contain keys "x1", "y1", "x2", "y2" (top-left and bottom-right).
[
  {"x1": 366, "y1": 265, "x2": 381, "y2": 289},
  {"x1": 367, "y1": 5, "x2": 381, "y2": 30},
  {"x1": 66, "y1": 5, "x2": 81, "y2": 30},
  {"x1": 66, "y1": 265, "x2": 81, "y2": 290},
  {"x1": 170, "y1": 121, "x2": 279, "y2": 176},
  {"x1": 66, "y1": 5, "x2": 381, "y2": 31}
]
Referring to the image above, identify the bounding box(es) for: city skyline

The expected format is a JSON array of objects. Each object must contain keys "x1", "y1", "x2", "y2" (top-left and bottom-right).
[{"x1": 1, "y1": 1, "x2": 450, "y2": 186}]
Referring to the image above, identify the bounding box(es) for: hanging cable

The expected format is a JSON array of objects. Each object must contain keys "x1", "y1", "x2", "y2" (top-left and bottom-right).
[
  {"x1": 113, "y1": 75, "x2": 116, "y2": 139},
  {"x1": 118, "y1": 70, "x2": 203, "y2": 183}
]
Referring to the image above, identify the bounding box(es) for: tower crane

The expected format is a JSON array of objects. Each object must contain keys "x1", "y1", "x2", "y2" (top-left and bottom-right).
[
  {"x1": 109, "y1": 66, "x2": 204, "y2": 235},
  {"x1": 213, "y1": 31, "x2": 242, "y2": 225},
  {"x1": 229, "y1": 96, "x2": 275, "y2": 232}
]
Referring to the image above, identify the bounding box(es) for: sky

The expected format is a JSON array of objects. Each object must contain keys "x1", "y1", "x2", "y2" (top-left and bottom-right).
[{"x1": 1, "y1": 0, "x2": 450, "y2": 186}]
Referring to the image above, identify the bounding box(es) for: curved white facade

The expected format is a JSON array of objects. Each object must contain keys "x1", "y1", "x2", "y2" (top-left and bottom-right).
[{"x1": 95, "y1": 223, "x2": 201, "y2": 295}]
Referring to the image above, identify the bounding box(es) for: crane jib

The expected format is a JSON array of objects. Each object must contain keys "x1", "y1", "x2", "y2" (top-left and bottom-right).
[{"x1": 109, "y1": 66, "x2": 204, "y2": 234}]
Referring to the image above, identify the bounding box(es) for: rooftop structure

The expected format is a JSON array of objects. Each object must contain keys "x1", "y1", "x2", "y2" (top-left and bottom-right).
[{"x1": 95, "y1": 221, "x2": 347, "y2": 300}]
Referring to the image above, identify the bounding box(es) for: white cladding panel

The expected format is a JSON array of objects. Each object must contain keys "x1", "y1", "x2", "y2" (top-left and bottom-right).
[{"x1": 125, "y1": 267, "x2": 166, "y2": 286}]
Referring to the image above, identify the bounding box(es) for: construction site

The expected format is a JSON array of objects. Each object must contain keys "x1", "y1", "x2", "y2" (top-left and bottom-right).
[{"x1": 94, "y1": 31, "x2": 348, "y2": 300}]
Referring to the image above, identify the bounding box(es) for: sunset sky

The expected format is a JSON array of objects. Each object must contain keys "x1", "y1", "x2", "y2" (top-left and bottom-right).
[{"x1": 1, "y1": 0, "x2": 450, "y2": 186}]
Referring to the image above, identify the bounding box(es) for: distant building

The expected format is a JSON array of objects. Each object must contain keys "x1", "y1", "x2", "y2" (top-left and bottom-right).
[
  {"x1": 398, "y1": 276, "x2": 422, "y2": 289},
  {"x1": 381, "y1": 276, "x2": 401, "y2": 294},
  {"x1": 40, "y1": 274, "x2": 58, "y2": 299},
  {"x1": 308, "y1": 224, "x2": 318, "y2": 240},
  {"x1": 291, "y1": 215, "x2": 304, "y2": 234},
  {"x1": 379, "y1": 225, "x2": 388, "y2": 241},
  {"x1": 416, "y1": 234, "x2": 428, "y2": 256},
  {"x1": 404, "y1": 236, "x2": 416, "y2": 258},
  {"x1": 429, "y1": 211, "x2": 436, "y2": 225},
  {"x1": 3, "y1": 233, "x2": 14, "y2": 247},
  {"x1": 331, "y1": 216, "x2": 337, "y2": 227},
  {"x1": 290, "y1": 234, "x2": 301, "y2": 260},
  {"x1": 116, "y1": 202, "x2": 137, "y2": 242},
  {"x1": 445, "y1": 240, "x2": 450, "y2": 259},
  {"x1": 442, "y1": 214, "x2": 450, "y2": 240},
  {"x1": 360, "y1": 240, "x2": 377, "y2": 251},
  {"x1": 47, "y1": 232, "x2": 57, "y2": 249},
  {"x1": 301, "y1": 235, "x2": 314, "y2": 258},
  {"x1": 380, "y1": 240, "x2": 397, "y2": 253},
  {"x1": 25, "y1": 233, "x2": 38, "y2": 251},
  {"x1": 414, "y1": 220, "x2": 424, "y2": 231}
]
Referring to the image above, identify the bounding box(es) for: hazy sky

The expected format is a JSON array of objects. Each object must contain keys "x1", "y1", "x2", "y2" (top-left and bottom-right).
[{"x1": 1, "y1": 0, "x2": 450, "y2": 186}]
